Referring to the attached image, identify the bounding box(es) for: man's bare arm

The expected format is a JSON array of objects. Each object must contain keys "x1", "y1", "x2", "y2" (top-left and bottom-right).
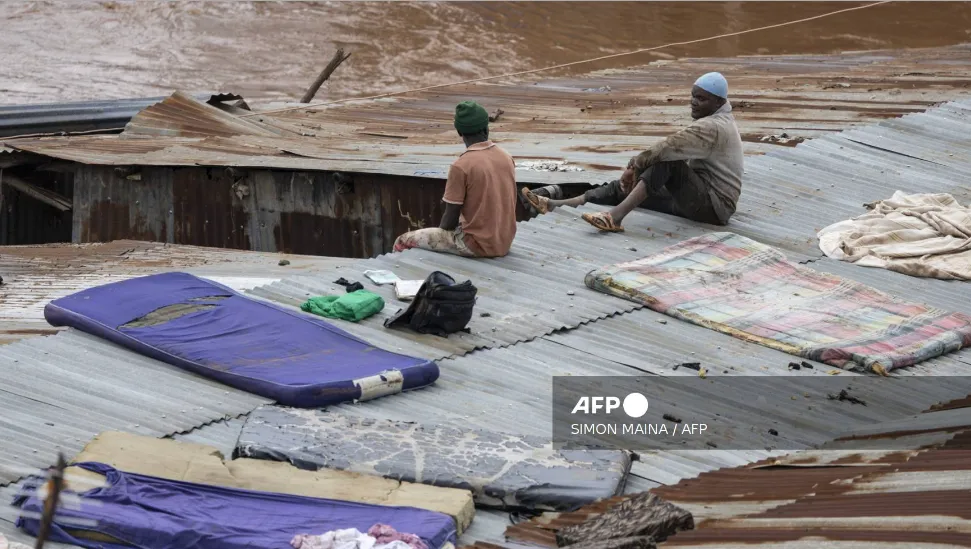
[{"x1": 440, "y1": 202, "x2": 462, "y2": 230}]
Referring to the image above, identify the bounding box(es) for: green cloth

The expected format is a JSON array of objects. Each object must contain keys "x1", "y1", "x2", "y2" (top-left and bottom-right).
[
  {"x1": 454, "y1": 100, "x2": 489, "y2": 135},
  {"x1": 300, "y1": 290, "x2": 385, "y2": 322}
]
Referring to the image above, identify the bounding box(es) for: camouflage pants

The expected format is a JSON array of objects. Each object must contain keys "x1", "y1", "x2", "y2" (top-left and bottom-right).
[{"x1": 393, "y1": 227, "x2": 475, "y2": 257}]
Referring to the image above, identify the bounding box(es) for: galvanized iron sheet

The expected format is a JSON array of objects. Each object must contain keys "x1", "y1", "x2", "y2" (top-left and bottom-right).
[
  {"x1": 122, "y1": 91, "x2": 283, "y2": 139},
  {"x1": 246, "y1": 205, "x2": 671, "y2": 360},
  {"x1": 1, "y1": 46, "x2": 970, "y2": 549},
  {"x1": 486, "y1": 416, "x2": 971, "y2": 549},
  {"x1": 4, "y1": 46, "x2": 971, "y2": 187},
  {"x1": 0, "y1": 93, "x2": 238, "y2": 138},
  {"x1": 172, "y1": 417, "x2": 248, "y2": 459},
  {"x1": 656, "y1": 434, "x2": 971, "y2": 547},
  {"x1": 0, "y1": 239, "x2": 345, "y2": 344},
  {"x1": 0, "y1": 329, "x2": 270, "y2": 487}
]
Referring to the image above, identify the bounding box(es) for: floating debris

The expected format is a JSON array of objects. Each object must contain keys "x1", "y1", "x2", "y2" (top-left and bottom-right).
[
  {"x1": 760, "y1": 132, "x2": 805, "y2": 145},
  {"x1": 515, "y1": 160, "x2": 584, "y2": 172}
]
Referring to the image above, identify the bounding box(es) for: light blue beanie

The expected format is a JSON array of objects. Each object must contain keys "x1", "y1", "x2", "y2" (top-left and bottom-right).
[{"x1": 694, "y1": 72, "x2": 728, "y2": 99}]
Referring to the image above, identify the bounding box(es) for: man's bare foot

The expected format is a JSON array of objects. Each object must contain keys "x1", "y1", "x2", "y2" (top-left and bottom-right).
[{"x1": 521, "y1": 187, "x2": 554, "y2": 214}]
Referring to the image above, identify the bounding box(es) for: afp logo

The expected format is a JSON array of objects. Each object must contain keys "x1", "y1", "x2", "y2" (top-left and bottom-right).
[{"x1": 571, "y1": 392, "x2": 649, "y2": 418}]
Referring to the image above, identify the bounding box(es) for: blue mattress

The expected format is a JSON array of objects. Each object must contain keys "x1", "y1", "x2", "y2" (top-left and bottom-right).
[
  {"x1": 44, "y1": 272, "x2": 439, "y2": 407},
  {"x1": 16, "y1": 462, "x2": 457, "y2": 549}
]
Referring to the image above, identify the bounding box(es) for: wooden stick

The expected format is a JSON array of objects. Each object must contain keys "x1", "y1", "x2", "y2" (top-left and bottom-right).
[
  {"x1": 2, "y1": 174, "x2": 72, "y2": 211},
  {"x1": 300, "y1": 49, "x2": 352, "y2": 103},
  {"x1": 34, "y1": 453, "x2": 66, "y2": 549}
]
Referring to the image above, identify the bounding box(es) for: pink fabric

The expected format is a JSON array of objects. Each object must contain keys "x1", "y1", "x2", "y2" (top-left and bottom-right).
[
  {"x1": 368, "y1": 524, "x2": 429, "y2": 549},
  {"x1": 290, "y1": 525, "x2": 428, "y2": 549}
]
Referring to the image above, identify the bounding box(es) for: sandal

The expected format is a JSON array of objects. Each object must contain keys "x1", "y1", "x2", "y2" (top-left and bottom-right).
[
  {"x1": 582, "y1": 212, "x2": 624, "y2": 232},
  {"x1": 521, "y1": 187, "x2": 550, "y2": 214}
]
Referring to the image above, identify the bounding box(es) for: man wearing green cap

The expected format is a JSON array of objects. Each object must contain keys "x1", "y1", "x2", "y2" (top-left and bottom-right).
[{"x1": 393, "y1": 100, "x2": 518, "y2": 258}]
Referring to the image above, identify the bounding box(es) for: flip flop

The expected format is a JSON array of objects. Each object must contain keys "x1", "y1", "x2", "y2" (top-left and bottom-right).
[
  {"x1": 521, "y1": 187, "x2": 550, "y2": 214},
  {"x1": 582, "y1": 212, "x2": 624, "y2": 232}
]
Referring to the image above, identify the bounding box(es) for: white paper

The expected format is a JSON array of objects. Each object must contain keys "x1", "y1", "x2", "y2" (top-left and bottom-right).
[
  {"x1": 363, "y1": 270, "x2": 400, "y2": 285},
  {"x1": 394, "y1": 280, "x2": 424, "y2": 301}
]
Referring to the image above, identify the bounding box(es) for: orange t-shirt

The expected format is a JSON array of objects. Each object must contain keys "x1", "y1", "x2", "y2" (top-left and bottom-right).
[{"x1": 442, "y1": 141, "x2": 518, "y2": 257}]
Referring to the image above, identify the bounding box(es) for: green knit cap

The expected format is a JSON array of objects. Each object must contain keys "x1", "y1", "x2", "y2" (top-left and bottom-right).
[{"x1": 454, "y1": 100, "x2": 489, "y2": 135}]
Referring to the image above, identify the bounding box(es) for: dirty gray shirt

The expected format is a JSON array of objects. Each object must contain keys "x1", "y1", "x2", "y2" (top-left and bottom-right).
[{"x1": 630, "y1": 101, "x2": 744, "y2": 224}]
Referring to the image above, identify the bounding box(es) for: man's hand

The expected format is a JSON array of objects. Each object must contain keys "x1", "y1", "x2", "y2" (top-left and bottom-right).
[{"x1": 620, "y1": 168, "x2": 636, "y2": 194}]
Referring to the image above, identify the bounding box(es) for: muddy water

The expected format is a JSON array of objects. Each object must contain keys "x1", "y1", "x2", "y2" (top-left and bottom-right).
[{"x1": 1, "y1": 1, "x2": 969, "y2": 105}]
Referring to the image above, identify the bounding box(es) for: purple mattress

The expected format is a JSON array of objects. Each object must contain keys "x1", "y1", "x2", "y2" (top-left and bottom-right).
[
  {"x1": 15, "y1": 462, "x2": 457, "y2": 549},
  {"x1": 43, "y1": 272, "x2": 439, "y2": 407}
]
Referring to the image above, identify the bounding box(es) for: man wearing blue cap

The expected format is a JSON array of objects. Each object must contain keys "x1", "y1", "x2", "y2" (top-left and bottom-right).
[
  {"x1": 393, "y1": 100, "x2": 518, "y2": 257},
  {"x1": 521, "y1": 72, "x2": 743, "y2": 231}
]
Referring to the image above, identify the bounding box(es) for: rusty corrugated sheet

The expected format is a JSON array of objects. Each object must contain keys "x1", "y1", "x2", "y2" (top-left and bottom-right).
[
  {"x1": 3, "y1": 45, "x2": 970, "y2": 187},
  {"x1": 657, "y1": 426, "x2": 971, "y2": 546},
  {"x1": 484, "y1": 406, "x2": 971, "y2": 549},
  {"x1": 121, "y1": 91, "x2": 288, "y2": 138},
  {"x1": 927, "y1": 395, "x2": 971, "y2": 413},
  {"x1": 501, "y1": 495, "x2": 635, "y2": 547},
  {"x1": 0, "y1": 239, "x2": 346, "y2": 345},
  {"x1": 0, "y1": 93, "x2": 242, "y2": 139},
  {"x1": 67, "y1": 164, "x2": 444, "y2": 256}
]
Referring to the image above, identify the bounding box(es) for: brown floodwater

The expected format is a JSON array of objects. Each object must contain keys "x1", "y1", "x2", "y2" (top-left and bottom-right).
[{"x1": 1, "y1": 1, "x2": 969, "y2": 105}]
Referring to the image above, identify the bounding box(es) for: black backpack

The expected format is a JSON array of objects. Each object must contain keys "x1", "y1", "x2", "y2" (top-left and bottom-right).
[{"x1": 384, "y1": 271, "x2": 477, "y2": 337}]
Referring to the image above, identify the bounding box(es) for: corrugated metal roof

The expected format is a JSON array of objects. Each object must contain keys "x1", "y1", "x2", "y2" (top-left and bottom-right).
[
  {"x1": 653, "y1": 418, "x2": 971, "y2": 548},
  {"x1": 234, "y1": 86, "x2": 971, "y2": 545},
  {"x1": 0, "y1": 240, "x2": 348, "y2": 345},
  {"x1": 3, "y1": 45, "x2": 970, "y2": 188},
  {"x1": 463, "y1": 410, "x2": 971, "y2": 549},
  {"x1": 248, "y1": 207, "x2": 655, "y2": 360},
  {"x1": 0, "y1": 93, "x2": 241, "y2": 139},
  {"x1": 121, "y1": 91, "x2": 292, "y2": 139},
  {"x1": 245, "y1": 88, "x2": 971, "y2": 358},
  {"x1": 0, "y1": 329, "x2": 270, "y2": 487},
  {"x1": 2, "y1": 45, "x2": 971, "y2": 548},
  {"x1": 308, "y1": 319, "x2": 971, "y2": 481},
  {"x1": 172, "y1": 417, "x2": 248, "y2": 459}
]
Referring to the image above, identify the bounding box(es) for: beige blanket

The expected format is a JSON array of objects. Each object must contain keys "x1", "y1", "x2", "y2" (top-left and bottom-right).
[{"x1": 818, "y1": 191, "x2": 971, "y2": 280}]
